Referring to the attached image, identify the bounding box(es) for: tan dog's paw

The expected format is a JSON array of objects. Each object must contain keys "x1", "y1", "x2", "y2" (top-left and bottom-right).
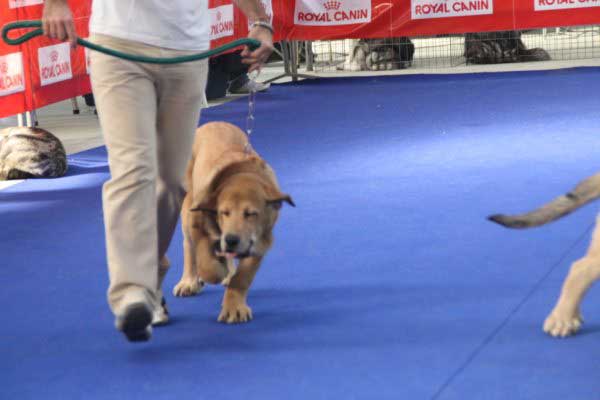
[
  {"x1": 543, "y1": 310, "x2": 583, "y2": 338},
  {"x1": 173, "y1": 278, "x2": 204, "y2": 297},
  {"x1": 218, "y1": 302, "x2": 253, "y2": 324}
]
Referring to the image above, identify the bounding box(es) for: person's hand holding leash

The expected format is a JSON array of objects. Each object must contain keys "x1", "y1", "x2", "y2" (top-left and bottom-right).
[
  {"x1": 242, "y1": 23, "x2": 274, "y2": 73},
  {"x1": 234, "y1": 0, "x2": 273, "y2": 72},
  {"x1": 42, "y1": 0, "x2": 77, "y2": 48}
]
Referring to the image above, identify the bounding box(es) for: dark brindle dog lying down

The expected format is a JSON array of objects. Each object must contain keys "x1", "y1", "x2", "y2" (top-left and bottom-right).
[
  {"x1": 465, "y1": 31, "x2": 550, "y2": 64},
  {"x1": 0, "y1": 127, "x2": 67, "y2": 180},
  {"x1": 490, "y1": 172, "x2": 600, "y2": 337}
]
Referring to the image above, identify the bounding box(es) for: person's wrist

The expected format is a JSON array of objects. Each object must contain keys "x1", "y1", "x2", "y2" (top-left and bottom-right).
[
  {"x1": 250, "y1": 20, "x2": 274, "y2": 35},
  {"x1": 46, "y1": 0, "x2": 69, "y2": 6}
]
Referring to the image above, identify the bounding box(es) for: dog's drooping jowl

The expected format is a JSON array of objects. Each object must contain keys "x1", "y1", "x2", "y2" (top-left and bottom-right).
[
  {"x1": 465, "y1": 31, "x2": 550, "y2": 64},
  {"x1": 490, "y1": 172, "x2": 600, "y2": 337},
  {"x1": 0, "y1": 127, "x2": 67, "y2": 180},
  {"x1": 172, "y1": 122, "x2": 294, "y2": 324}
]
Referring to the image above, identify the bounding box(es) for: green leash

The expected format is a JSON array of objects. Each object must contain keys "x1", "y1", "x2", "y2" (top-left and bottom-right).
[{"x1": 2, "y1": 20, "x2": 261, "y2": 64}]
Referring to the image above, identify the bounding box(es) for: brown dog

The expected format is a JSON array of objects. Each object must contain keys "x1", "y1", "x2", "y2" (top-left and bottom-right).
[
  {"x1": 490, "y1": 172, "x2": 600, "y2": 337},
  {"x1": 172, "y1": 122, "x2": 294, "y2": 323}
]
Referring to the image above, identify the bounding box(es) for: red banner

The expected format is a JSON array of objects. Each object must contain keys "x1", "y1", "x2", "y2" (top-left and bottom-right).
[
  {"x1": 2, "y1": 0, "x2": 600, "y2": 118},
  {"x1": 0, "y1": 3, "x2": 25, "y2": 118},
  {"x1": 0, "y1": 0, "x2": 91, "y2": 118}
]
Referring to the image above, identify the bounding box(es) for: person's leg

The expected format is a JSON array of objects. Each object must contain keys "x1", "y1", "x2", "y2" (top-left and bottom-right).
[
  {"x1": 90, "y1": 34, "x2": 161, "y2": 341},
  {"x1": 152, "y1": 55, "x2": 209, "y2": 324}
]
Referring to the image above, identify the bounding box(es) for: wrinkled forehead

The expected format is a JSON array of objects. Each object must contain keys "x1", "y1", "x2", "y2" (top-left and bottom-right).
[{"x1": 217, "y1": 186, "x2": 265, "y2": 209}]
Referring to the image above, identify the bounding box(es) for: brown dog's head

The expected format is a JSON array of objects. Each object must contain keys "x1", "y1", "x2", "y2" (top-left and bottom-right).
[{"x1": 191, "y1": 160, "x2": 294, "y2": 258}]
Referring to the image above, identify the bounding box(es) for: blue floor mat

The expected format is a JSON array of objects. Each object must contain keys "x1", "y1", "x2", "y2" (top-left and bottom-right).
[{"x1": 1, "y1": 68, "x2": 599, "y2": 400}]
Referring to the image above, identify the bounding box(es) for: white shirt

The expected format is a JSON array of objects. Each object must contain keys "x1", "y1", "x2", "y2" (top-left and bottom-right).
[{"x1": 90, "y1": 0, "x2": 210, "y2": 51}]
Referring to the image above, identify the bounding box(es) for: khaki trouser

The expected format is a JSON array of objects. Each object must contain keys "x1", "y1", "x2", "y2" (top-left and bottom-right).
[{"x1": 89, "y1": 34, "x2": 208, "y2": 316}]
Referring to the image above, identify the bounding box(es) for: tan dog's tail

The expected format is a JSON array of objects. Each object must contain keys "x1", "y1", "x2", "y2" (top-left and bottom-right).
[{"x1": 488, "y1": 172, "x2": 600, "y2": 229}]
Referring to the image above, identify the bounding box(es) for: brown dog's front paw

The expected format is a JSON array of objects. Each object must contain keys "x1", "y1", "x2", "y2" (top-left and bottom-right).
[
  {"x1": 543, "y1": 309, "x2": 583, "y2": 338},
  {"x1": 218, "y1": 302, "x2": 253, "y2": 324},
  {"x1": 173, "y1": 278, "x2": 204, "y2": 297}
]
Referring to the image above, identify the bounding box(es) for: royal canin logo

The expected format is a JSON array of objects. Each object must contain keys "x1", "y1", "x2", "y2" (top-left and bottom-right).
[
  {"x1": 323, "y1": 0, "x2": 342, "y2": 10},
  {"x1": 210, "y1": 5, "x2": 234, "y2": 39},
  {"x1": 0, "y1": 56, "x2": 24, "y2": 93},
  {"x1": 40, "y1": 47, "x2": 71, "y2": 84},
  {"x1": 296, "y1": 0, "x2": 370, "y2": 24}
]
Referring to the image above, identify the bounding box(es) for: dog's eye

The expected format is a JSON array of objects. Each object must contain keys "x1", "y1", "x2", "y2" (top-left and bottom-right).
[
  {"x1": 220, "y1": 210, "x2": 231, "y2": 217},
  {"x1": 244, "y1": 210, "x2": 259, "y2": 218}
]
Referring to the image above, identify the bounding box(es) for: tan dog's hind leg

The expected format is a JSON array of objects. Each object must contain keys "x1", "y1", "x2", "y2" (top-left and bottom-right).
[
  {"x1": 173, "y1": 233, "x2": 204, "y2": 297},
  {"x1": 218, "y1": 256, "x2": 262, "y2": 324},
  {"x1": 544, "y1": 218, "x2": 600, "y2": 337}
]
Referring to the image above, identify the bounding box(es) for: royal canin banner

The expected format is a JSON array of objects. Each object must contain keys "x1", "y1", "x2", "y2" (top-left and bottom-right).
[
  {"x1": 294, "y1": 0, "x2": 372, "y2": 25},
  {"x1": 0, "y1": 52, "x2": 25, "y2": 97},
  {"x1": 411, "y1": 0, "x2": 494, "y2": 20},
  {"x1": 209, "y1": 4, "x2": 235, "y2": 41},
  {"x1": 2, "y1": 0, "x2": 600, "y2": 118},
  {"x1": 1, "y1": 0, "x2": 91, "y2": 118}
]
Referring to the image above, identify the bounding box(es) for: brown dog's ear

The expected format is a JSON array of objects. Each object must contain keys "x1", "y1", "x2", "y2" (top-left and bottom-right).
[
  {"x1": 190, "y1": 205, "x2": 217, "y2": 214},
  {"x1": 263, "y1": 182, "x2": 295, "y2": 210},
  {"x1": 190, "y1": 195, "x2": 217, "y2": 214},
  {"x1": 266, "y1": 194, "x2": 296, "y2": 210}
]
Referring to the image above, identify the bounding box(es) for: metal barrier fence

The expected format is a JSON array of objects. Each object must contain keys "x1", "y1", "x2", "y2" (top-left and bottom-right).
[{"x1": 279, "y1": 26, "x2": 600, "y2": 76}]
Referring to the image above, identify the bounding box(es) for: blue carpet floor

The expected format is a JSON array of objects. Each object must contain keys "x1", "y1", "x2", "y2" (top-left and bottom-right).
[{"x1": 1, "y1": 69, "x2": 599, "y2": 400}]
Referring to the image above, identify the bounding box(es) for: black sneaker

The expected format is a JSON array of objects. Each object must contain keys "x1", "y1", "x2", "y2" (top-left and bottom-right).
[{"x1": 116, "y1": 302, "x2": 153, "y2": 342}]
